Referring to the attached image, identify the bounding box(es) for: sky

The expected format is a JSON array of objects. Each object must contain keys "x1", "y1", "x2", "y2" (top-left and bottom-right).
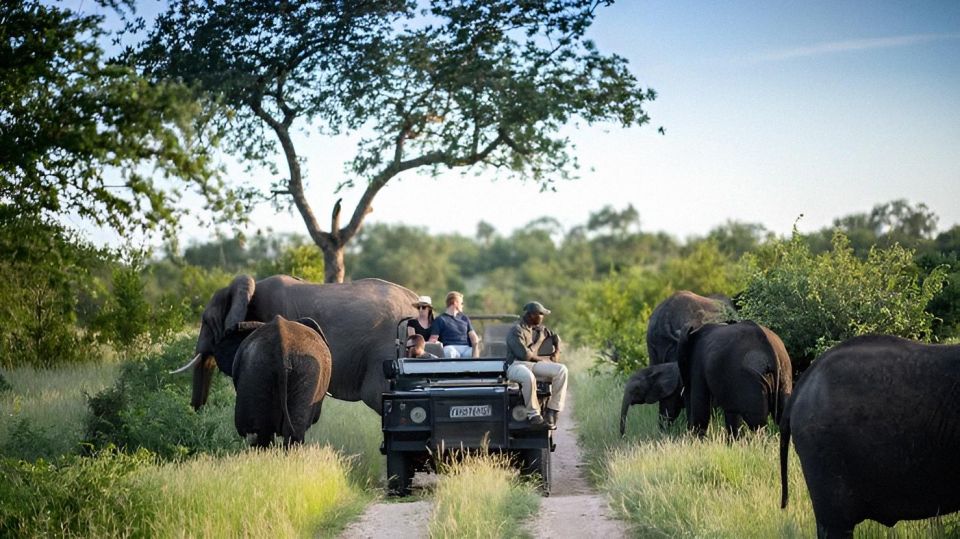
[{"x1": 73, "y1": 1, "x2": 960, "y2": 246}]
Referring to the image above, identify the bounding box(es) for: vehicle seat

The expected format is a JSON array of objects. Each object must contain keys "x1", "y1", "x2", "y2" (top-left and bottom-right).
[
  {"x1": 484, "y1": 342, "x2": 507, "y2": 357},
  {"x1": 424, "y1": 342, "x2": 444, "y2": 358}
]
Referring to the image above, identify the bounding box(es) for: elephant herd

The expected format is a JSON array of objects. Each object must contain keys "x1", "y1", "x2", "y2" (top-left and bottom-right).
[
  {"x1": 621, "y1": 290, "x2": 960, "y2": 538},
  {"x1": 175, "y1": 276, "x2": 959, "y2": 537}
]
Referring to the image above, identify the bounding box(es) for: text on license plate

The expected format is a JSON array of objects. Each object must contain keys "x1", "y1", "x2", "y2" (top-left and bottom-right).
[{"x1": 449, "y1": 405, "x2": 492, "y2": 418}]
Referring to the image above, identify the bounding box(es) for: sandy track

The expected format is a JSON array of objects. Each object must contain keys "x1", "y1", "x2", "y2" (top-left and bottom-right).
[{"x1": 337, "y1": 390, "x2": 627, "y2": 538}]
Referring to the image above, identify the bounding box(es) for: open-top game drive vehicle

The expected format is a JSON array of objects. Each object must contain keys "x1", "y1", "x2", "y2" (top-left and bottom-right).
[{"x1": 380, "y1": 317, "x2": 557, "y2": 496}]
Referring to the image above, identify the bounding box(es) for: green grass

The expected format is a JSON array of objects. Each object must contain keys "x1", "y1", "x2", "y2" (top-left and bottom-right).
[
  {"x1": 566, "y1": 347, "x2": 960, "y2": 538},
  {"x1": 429, "y1": 452, "x2": 540, "y2": 538},
  {"x1": 1, "y1": 446, "x2": 369, "y2": 538},
  {"x1": 306, "y1": 398, "x2": 384, "y2": 488},
  {"x1": 0, "y1": 362, "x2": 121, "y2": 459}
]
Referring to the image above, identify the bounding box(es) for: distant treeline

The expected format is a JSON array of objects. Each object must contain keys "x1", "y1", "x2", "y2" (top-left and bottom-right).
[{"x1": 1, "y1": 200, "x2": 957, "y2": 371}]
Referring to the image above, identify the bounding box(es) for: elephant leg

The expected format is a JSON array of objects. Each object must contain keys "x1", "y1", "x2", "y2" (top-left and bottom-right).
[
  {"x1": 253, "y1": 432, "x2": 273, "y2": 448},
  {"x1": 724, "y1": 411, "x2": 744, "y2": 438},
  {"x1": 688, "y1": 390, "x2": 710, "y2": 437}
]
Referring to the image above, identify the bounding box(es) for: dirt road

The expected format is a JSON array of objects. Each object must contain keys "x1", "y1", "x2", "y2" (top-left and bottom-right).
[{"x1": 337, "y1": 390, "x2": 627, "y2": 538}]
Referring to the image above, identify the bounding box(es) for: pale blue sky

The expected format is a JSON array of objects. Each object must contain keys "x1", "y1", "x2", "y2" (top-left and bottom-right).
[{"x1": 72, "y1": 1, "x2": 960, "y2": 244}]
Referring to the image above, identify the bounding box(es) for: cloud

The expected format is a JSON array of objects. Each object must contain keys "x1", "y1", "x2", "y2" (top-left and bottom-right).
[{"x1": 757, "y1": 33, "x2": 960, "y2": 62}]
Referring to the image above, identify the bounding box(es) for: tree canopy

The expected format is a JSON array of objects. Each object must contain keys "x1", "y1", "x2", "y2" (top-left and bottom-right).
[
  {"x1": 134, "y1": 0, "x2": 657, "y2": 281},
  {"x1": 0, "y1": 1, "x2": 229, "y2": 236}
]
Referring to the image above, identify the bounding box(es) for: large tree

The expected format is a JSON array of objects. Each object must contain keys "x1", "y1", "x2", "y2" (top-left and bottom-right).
[
  {"x1": 0, "y1": 0, "x2": 228, "y2": 236},
  {"x1": 134, "y1": 0, "x2": 656, "y2": 282}
]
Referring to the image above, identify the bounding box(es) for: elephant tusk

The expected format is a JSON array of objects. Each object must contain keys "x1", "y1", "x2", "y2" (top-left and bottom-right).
[{"x1": 170, "y1": 353, "x2": 203, "y2": 375}]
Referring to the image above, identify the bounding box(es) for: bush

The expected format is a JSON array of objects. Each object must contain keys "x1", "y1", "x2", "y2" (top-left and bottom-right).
[
  {"x1": 0, "y1": 448, "x2": 156, "y2": 538},
  {"x1": 739, "y1": 230, "x2": 947, "y2": 370},
  {"x1": 84, "y1": 336, "x2": 242, "y2": 460}
]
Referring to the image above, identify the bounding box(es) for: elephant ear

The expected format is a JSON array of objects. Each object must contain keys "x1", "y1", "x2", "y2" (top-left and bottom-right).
[
  {"x1": 646, "y1": 363, "x2": 682, "y2": 402},
  {"x1": 296, "y1": 317, "x2": 329, "y2": 345},
  {"x1": 213, "y1": 321, "x2": 263, "y2": 377},
  {"x1": 224, "y1": 275, "x2": 256, "y2": 332}
]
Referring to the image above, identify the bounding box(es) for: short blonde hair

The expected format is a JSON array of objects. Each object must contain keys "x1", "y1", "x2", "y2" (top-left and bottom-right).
[
  {"x1": 445, "y1": 291, "x2": 463, "y2": 307},
  {"x1": 406, "y1": 334, "x2": 425, "y2": 348}
]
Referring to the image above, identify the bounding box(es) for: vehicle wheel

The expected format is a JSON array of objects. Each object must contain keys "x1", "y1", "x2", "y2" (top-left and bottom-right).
[
  {"x1": 387, "y1": 451, "x2": 413, "y2": 496},
  {"x1": 519, "y1": 448, "x2": 551, "y2": 496}
]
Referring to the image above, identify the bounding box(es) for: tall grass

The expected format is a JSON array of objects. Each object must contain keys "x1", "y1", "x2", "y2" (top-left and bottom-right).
[
  {"x1": 1, "y1": 446, "x2": 369, "y2": 538},
  {"x1": 567, "y1": 347, "x2": 960, "y2": 538},
  {"x1": 429, "y1": 452, "x2": 540, "y2": 538},
  {"x1": 307, "y1": 398, "x2": 384, "y2": 487},
  {"x1": 0, "y1": 362, "x2": 121, "y2": 459}
]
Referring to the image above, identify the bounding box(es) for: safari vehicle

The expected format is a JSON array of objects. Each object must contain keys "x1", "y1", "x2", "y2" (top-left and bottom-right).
[{"x1": 379, "y1": 316, "x2": 557, "y2": 496}]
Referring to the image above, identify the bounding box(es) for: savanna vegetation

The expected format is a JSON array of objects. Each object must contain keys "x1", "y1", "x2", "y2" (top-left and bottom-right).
[{"x1": 3, "y1": 0, "x2": 960, "y2": 537}]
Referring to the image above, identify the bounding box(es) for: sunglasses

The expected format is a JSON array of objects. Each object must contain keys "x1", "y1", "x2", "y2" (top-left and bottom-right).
[{"x1": 419, "y1": 305, "x2": 431, "y2": 310}]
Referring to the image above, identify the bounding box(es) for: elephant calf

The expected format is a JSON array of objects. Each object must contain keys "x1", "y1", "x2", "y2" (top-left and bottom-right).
[
  {"x1": 232, "y1": 315, "x2": 332, "y2": 447},
  {"x1": 781, "y1": 335, "x2": 960, "y2": 538},
  {"x1": 619, "y1": 363, "x2": 682, "y2": 436}
]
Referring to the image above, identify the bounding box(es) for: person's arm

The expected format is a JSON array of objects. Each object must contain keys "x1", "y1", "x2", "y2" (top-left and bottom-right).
[
  {"x1": 468, "y1": 330, "x2": 480, "y2": 358},
  {"x1": 428, "y1": 317, "x2": 442, "y2": 343},
  {"x1": 407, "y1": 326, "x2": 415, "y2": 337}
]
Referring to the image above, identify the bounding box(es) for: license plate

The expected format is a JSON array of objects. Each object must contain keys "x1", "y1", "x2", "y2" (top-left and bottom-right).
[{"x1": 449, "y1": 405, "x2": 492, "y2": 418}]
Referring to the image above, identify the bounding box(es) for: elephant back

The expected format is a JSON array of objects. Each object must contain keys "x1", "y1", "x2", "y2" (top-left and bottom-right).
[{"x1": 647, "y1": 291, "x2": 736, "y2": 365}]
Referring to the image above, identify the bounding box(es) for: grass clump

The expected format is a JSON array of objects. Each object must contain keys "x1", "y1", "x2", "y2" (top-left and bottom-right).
[
  {"x1": 0, "y1": 445, "x2": 369, "y2": 538},
  {"x1": 429, "y1": 452, "x2": 540, "y2": 538},
  {"x1": 306, "y1": 398, "x2": 383, "y2": 487}
]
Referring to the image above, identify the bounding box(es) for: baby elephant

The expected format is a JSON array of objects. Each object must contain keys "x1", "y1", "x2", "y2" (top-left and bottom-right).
[
  {"x1": 232, "y1": 315, "x2": 332, "y2": 447},
  {"x1": 781, "y1": 335, "x2": 960, "y2": 538},
  {"x1": 620, "y1": 363, "x2": 682, "y2": 436}
]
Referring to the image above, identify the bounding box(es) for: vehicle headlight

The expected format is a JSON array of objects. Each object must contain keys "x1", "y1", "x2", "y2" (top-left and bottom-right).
[
  {"x1": 511, "y1": 405, "x2": 527, "y2": 422},
  {"x1": 410, "y1": 406, "x2": 427, "y2": 424}
]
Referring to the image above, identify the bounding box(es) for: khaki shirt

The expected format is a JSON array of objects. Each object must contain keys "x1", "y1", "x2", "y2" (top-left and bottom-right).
[{"x1": 505, "y1": 321, "x2": 557, "y2": 364}]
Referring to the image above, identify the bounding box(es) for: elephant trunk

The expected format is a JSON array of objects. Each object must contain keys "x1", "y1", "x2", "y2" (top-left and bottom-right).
[
  {"x1": 620, "y1": 391, "x2": 632, "y2": 437},
  {"x1": 190, "y1": 356, "x2": 218, "y2": 410}
]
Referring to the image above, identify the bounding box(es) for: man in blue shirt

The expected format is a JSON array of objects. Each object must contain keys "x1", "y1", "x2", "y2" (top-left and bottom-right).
[{"x1": 429, "y1": 291, "x2": 479, "y2": 358}]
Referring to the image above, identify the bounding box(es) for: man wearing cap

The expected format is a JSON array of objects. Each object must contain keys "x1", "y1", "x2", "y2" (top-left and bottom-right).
[{"x1": 505, "y1": 301, "x2": 567, "y2": 429}]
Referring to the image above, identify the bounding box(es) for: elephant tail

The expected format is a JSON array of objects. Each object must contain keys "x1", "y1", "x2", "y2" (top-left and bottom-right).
[
  {"x1": 620, "y1": 390, "x2": 631, "y2": 437},
  {"x1": 779, "y1": 407, "x2": 791, "y2": 509},
  {"x1": 279, "y1": 358, "x2": 296, "y2": 442}
]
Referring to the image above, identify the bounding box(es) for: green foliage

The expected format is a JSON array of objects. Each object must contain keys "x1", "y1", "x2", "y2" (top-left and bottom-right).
[
  {"x1": 257, "y1": 244, "x2": 326, "y2": 283},
  {"x1": 0, "y1": 447, "x2": 156, "y2": 538},
  {"x1": 0, "y1": 207, "x2": 102, "y2": 368},
  {"x1": 0, "y1": 1, "x2": 233, "y2": 237},
  {"x1": 0, "y1": 372, "x2": 9, "y2": 393},
  {"x1": 574, "y1": 267, "x2": 664, "y2": 375},
  {"x1": 740, "y1": 230, "x2": 947, "y2": 369},
  {"x1": 662, "y1": 240, "x2": 746, "y2": 297},
  {"x1": 92, "y1": 253, "x2": 186, "y2": 357},
  {"x1": 84, "y1": 336, "x2": 242, "y2": 460}
]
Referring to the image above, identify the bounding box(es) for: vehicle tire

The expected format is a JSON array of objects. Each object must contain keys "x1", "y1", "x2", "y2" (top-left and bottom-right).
[
  {"x1": 519, "y1": 448, "x2": 551, "y2": 496},
  {"x1": 387, "y1": 450, "x2": 413, "y2": 496}
]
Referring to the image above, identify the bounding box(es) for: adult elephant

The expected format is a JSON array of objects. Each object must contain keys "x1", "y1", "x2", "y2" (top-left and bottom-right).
[
  {"x1": 780, "y1": 335, "x2": 960, "y2": 538},
  {"x1": 174, "y1": 274, "x2": 418, "y2": 413},
  {"x1": 677, "y1": 320, "x2": 792, "y2": 437},
  {"x1": 619, "y1": 362, "x2": 681, "y2": 436},
  {"x1": 232, "y1": 316, "x2": 331, "y2": 447},
  {"x1": 645, "y1": 291, "x2": 736, "y2": 425}
]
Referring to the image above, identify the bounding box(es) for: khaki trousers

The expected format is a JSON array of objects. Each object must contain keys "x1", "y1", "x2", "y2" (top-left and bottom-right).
[{"x1": 506, "y1": 360, "x2": 568, "y2": 415}]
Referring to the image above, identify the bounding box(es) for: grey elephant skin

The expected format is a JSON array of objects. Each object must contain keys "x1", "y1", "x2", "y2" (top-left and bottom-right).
[
  {"x1": 619, "y1": 362, "x2": 681, "y2": 436},
  {"x1": 645, "y1": 291, "x2": 736, "y2": 424},
  {"x1": 780, "y1": 335, "x2": 960, "y2": 538},
  {"x1": 677, "y1": 320, "x2": 792, "y2": 437},
  {"x1": 191, "y1": 274, "x2": 417, "y2": 412},
  {"x1": 232, "y1": 316, "x2": 331, "y2": 446}
]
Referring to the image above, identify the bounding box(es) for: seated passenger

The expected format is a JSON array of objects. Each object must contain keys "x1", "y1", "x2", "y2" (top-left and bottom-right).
[
  {"x1": 505, "y1": 301, "x2": 567, "y2": 429},
  {"x1": 429, "y1": 291, "x2": 479, "y2": 358},
  {"x1": 406, "y1": 334, "x2": 438, "y2": 359},
  {"x1": 408, "y1": 295, "x2": 435, "y2": 341}
]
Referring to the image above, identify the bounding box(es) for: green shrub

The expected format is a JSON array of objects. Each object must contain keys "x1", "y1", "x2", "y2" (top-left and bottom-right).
[
  {"x1": 84, "y1": 335, "x2": 242, "y2": 459},
  {"x1": 739, "y1": 230, "x2": 947, "y2": 369},
  {"x1": 0, "y1": 447, "x2": 156, "y2": 538},
  {"x1": 0, "y1": 372, "x2": 9, "y2": 393}
]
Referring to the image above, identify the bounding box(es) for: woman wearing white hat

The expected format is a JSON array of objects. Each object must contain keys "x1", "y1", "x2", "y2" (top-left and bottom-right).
[{"x1": 408, "y1": 295, "x2": 435, "y2": 341}]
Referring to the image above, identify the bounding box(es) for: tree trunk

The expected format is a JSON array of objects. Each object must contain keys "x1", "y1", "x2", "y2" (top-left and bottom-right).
[{"x1": 322, "y1": 243, "x2": 345, "y2": 283}]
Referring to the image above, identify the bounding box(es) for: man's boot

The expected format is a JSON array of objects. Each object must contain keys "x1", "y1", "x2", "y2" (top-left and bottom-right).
[{"x1": 544, "y1": 409, "x2": 558, "y2": 430}]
